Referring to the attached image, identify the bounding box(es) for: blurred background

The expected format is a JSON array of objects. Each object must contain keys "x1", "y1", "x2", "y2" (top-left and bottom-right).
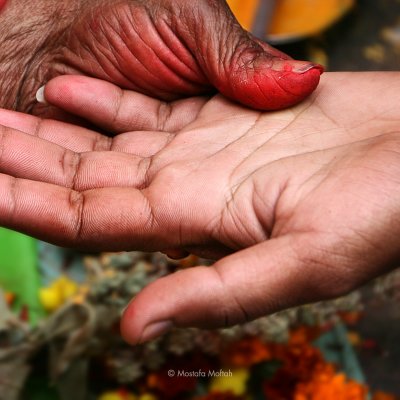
[{"x1": 1, "y1": 1, "x2": 400, "y2": 400}]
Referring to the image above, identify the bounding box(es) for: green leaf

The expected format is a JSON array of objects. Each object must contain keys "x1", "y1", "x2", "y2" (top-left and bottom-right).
[{"x1": 0, "y1": 228, "x2": 44, "y2": 324}]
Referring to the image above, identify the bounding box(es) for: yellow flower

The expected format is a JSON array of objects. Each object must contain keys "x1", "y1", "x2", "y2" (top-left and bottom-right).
[
  {"x1": 39, "y1": 276, "x2": 79, "y2": 312},
  {"x1": 210, "y1": 368, "x2": 249, "y2": 396},
  {"x1": 138, "y1": 394, "x2": 158, "y2": 400},
  {"x1": 56, "y1": 276, "x2": 78, "y2": 299},
  {"x1": 98, "y1": 391, "x2": 137, "y2": 400},
  {"x1": 39, "y1": 287, "x2": 63, "y2": 312}
]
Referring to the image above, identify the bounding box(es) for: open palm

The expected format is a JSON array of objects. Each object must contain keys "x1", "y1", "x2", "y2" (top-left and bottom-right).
[{"x1": 1, "y1": 72, "x2": 400, "y2": 343}]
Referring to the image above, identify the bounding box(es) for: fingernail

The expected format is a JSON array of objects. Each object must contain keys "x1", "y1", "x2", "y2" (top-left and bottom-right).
[
  {"x1": 36, "y1": 86, "x2": 48, "y2": 104},
  {"x1": 139, "y1": 320, "x2": 173, "y2": 343},
  {"x1": 292, "y1": 63, "x2": 324, "y2": 74}
]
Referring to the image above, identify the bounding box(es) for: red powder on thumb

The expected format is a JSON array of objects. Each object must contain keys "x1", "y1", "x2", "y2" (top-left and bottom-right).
[{"x1": 0, "y1": 0, "x2": 7, "y2": 13}]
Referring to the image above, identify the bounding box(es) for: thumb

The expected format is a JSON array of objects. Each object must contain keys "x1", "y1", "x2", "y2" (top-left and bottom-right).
[
  {"x1": 120, "y1": 234, "x2": 339, "y2": 345},
  {"x1": 180, "y1": 2, "x2": 323, "y2": 110}
]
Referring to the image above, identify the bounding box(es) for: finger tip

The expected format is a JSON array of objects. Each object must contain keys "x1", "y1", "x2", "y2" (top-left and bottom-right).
[
  {"x1": 120, "y1": 303, "x2": 143, "y2": 345},
  {"x1": 220, "y1": 59, "x2": 324, "y2": 111},
  {"x1": 258, "y1": 67, "x2": 322, "y2": 110},
  {"x1": 120, "y1": 299, "x2": 173, "y2": 345}
]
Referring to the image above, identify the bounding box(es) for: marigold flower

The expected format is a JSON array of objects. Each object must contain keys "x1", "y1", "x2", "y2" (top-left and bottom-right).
[{"x1": 221, "y1": 336, "x2": 272, "y2": 367}]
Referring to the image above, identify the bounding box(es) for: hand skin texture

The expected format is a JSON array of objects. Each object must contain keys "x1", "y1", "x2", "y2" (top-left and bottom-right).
[
  {"x1": 1, "y1": 72, "x2": 400, "y2": 344},
  {"x1": 0, "y1": 0, "x2": 322, "y2": 114}
]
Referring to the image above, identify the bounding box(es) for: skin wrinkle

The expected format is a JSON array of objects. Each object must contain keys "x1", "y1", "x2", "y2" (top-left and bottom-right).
[
  {"x1": 32, "y1": 117, "x2": 45, "y2": 139},
  {"x1": 226, "y1": 113, "x2": 281, "y2": 184},
  {"x1": 136, "y1": 156, "x2": 152, "y2": 190},
  {"x1": 290, "y1": 232, "x2": 367, "y2": 299},
  {"x1": 211, "y1": 265, "x2": 250, "y2": 327},
  {"x1": 94, "y1": 132, "x2": 113, "y2": 152},
  {"x1": 69, "y1": 189, "x2": 85, "y2": 243},
  {"x1": 110, "y1": 87, "x2": 125, "y2": 129},
  {"x1": 0, "y1": 126, "x2": 6, "y2": 167},
  {"x1": 156, "y1": 101, "x2": 173, "y2": 131},
  {"x1": 252, "y1": 176, "x2": 283, "y2": 238},
  {"x1": 111, "y1": 26, "x2": 182, "y2": 97},
  {"x1": 62, "y1": 149, "x2": 82, "y2": 190},
  {"x1": 127, "y1": 22, "x2": 211, "y2": 96},
  {"x1": 129, "y1": 11, "x2": 205, "y2": 90},
  {"x1": 315, "y1": 102, "x2": 343, "y2": 129},
  {"x1": 224, "y1": 189, "x2": 267, "y2": 248},
  {"x1": 121, "y1": 9, "x2": 185, "y2": 92},
  {"x1": 97, "y1": 11, "x2": 119, "y2": 55},
  {"x1": 141, "y1": 189, "x2": 161, "y2": 237},
  {"x1": 271, "y1": 72, "x2": 298, "y2": 97},
  {"x1": 60, "y1": 9, "x2": 144, "y2": 92},
  {"x1": 90, "y1": 30, "x2": 133, "y2": 85},
  {"x1": 5, "y1": 175, "x2": 18, "y2": 225},
  {"x1": 155, "y1": 19, "x2": 207, "y2": 82},
  {"x1": 202, "y1": 113, "x2": 261, "y2": 163}
]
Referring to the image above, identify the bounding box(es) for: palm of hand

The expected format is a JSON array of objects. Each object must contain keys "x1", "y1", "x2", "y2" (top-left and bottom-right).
[{"x1": 1, "y1": 72, "x2": 400, "y2": 338}]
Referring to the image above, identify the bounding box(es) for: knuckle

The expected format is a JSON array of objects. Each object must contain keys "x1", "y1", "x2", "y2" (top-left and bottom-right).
[
  {"x1": 0, "y1": 125, "x2": 10, "y2": 166},
  {"x1": 61, "y1": 149, "x2": 82, "y2": 189},
  {"x1": 93, "y1": 133, "x2": 112, "y2": 151},
  {"x1": 156, "y1": 101, "x2": 172, "y2": 131},
  {"x1": 68, "y1": 190, "x2": 85, "y2": 241},
  {"x1": 4, "y1": 176, "x2": 18, "y2": 222}
]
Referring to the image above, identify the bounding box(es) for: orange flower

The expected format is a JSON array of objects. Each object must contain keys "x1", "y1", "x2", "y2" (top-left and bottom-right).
[
  {"x1": 4, "y1": 291, "x2": 15, "y2": 305},
  {"x1": 221, "y1": 336, "x2": 272, "y2": 368},
  {"x1": 289, "y1": 326, "x2": 322, "y2": 346},
  {"x1": 294, "y1": 368, "x2": 367, "y2": 400},
  {"x1": 372, "y1": 391, "x2": 399, "y2": 400},
  {"x1": 263, "y1": 333, "x2": 363, "y2": 400}
]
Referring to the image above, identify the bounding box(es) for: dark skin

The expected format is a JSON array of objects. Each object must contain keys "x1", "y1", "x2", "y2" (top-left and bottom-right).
[{"x1": 0, "y1": 0, "x2": 321, "y2": 115}]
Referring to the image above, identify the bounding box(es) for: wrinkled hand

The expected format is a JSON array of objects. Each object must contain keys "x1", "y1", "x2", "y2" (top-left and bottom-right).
[
  {"x1": 0, "y1": 0, "x2": 321, "y2": 113},
  {"x1": 1, "y1": 72, "x2": 400, "y2": 344}
]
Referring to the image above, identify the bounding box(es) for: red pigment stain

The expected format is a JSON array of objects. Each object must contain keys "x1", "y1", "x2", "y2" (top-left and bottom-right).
[
  {"x1": 218, "y1": 64, "x2": 324, "y2": 111},
  {"x1": 0, "y1": 0, "x2": 7, "y2": 13}
]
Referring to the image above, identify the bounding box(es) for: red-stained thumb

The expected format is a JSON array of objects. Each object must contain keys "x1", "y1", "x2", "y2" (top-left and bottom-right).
[
  {"x1": 192, "y1": 27, "x2": 324, "y2": 110},
  {"x1": 212, "y1": 51, "x2": 323, "y2": 111},
  {"x1": 0, "y1": 0, "x2": 8, "y2": 13},
  {"x1": 176, "y1": 3, "x2": 324, "y2": 110}
]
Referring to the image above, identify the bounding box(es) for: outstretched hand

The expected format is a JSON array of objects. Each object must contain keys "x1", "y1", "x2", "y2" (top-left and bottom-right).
[{"x1": 1, "y1": 72, "x2": 400, "y2": 344}]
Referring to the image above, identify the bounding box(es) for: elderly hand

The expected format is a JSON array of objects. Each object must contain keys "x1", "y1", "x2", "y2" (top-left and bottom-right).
[
  {"x1": 0, "y1": 0, "x2": 321, "y2": 114},
  {"x1": 1, "y1": 72, "x2": 400, "y2": 344}
]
